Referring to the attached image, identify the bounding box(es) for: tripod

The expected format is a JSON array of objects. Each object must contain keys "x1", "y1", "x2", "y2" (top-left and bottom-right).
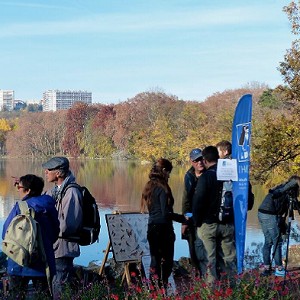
[{"x1": 282, "y1": 194, "x2": 300, "y2": 284}]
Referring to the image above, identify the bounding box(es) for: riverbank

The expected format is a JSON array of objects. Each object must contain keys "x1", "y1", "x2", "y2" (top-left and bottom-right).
[{"x1": 2, "y1": 253, "x2": 300, "y2": 299}]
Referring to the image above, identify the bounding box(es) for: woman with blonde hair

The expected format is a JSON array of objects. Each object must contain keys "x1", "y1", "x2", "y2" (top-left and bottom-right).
[{"x1": 141, "y1": 158, "x2": 185, "y2": 288}]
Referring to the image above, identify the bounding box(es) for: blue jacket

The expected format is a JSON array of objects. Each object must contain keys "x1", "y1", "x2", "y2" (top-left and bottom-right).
[{"x1": 2, "y1": 194, "x2": 60, "y2": 277}]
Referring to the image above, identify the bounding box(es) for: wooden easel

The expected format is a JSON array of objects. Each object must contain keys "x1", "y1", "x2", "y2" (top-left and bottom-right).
[
  {"x1": 99, "y1": 210, "x2": 121, "y2": 277},
  {"x1": 98, "y1": 240, "x2": 112, "y2": 277},
  {"x1": 99, "y1": 211, "x2": 144, "y2": 285}
]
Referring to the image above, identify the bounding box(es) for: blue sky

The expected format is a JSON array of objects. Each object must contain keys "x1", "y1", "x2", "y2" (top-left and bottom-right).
[{"x1": 0, "y1": 0, "x2": 294, "y2": 104}]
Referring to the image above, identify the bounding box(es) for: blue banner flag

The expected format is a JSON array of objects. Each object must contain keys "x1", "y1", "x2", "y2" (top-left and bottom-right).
[{"x1": 231, "y1": 94, "x2": 252, "y2": 274}]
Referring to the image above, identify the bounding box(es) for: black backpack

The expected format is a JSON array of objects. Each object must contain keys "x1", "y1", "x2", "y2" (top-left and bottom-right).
[
  {"x1": 218, "y1": 181, "x2": 234, "y2": 223},
  {"x1": 218, "y1": 181, "x2": 254, "y2": 223},
  {"x1": 62, "y1": 183, "x2": 101, "y2": 246}
]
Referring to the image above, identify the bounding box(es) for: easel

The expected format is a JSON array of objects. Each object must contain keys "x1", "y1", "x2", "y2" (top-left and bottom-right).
[
  {"x1": 99, "y1": 211, "x2": 145, "y2": 285},
  {"x1": 98, "y1": 240, "x2": 112, "y2": 277}
]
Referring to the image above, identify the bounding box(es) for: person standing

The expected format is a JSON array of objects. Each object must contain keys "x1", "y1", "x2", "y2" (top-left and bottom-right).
[
  {"x1": 42, "y1": 157, "x2": 83, "y2": 299},
  {"x1": 2, "y1": 174, "x2": 59, "y2": 299},
  {"x1": 192, "y1": 146, "x2": 236, "y2": 286},
  {"x1": 216, "y1": 140, "x2": 232, "y2": 159},
  {"x1": 181, "y1": 148, "x2": 207, "y2": 276},
  {"x1": 258, "y1": 176, "x2": 300, "y2": 276},
  {"x1": 141, "y1": 158, "x2": 185, "y2": 289}
]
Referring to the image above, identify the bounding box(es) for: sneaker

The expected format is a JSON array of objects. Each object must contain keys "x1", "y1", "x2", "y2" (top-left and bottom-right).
[{"x1": 275, "y1": 268, "x2": 286, "y2": 277}]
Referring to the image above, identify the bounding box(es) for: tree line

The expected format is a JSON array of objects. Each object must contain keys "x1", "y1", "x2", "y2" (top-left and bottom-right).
[
  {"x1": 1, "y1": 2, "x2": 300, "y2": 186},
  {"x1": 0, "y1": 83, "x2": 293, "y2": 185}
]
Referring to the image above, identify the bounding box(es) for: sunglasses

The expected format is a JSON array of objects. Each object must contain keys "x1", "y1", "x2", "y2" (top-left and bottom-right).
[
  {"x1": 16, "y1": 185, "x2": 25, "y2": 190},
  {"x1": 192, "y1": 157, "x2": 203, "y2": 163}
]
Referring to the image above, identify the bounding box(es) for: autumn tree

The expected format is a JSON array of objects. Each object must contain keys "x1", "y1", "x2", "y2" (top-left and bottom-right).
[
  {"x1": 62, "y1": 102, "x2": 99, "y2": 157},
  {"x1": 250, "y1": 1, "x2": 300, "y2": 184},
  {"x1": 0, "y1": 118, "x2": 12, "y2": 155},
  {"x1": 6, "y1": 111, "x2": 67, "y2": 157}
]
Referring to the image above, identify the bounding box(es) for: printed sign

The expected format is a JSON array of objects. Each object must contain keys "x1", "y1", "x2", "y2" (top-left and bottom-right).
[{"x1": 105, "y1": 213, "x2": 150, "y2": 262}]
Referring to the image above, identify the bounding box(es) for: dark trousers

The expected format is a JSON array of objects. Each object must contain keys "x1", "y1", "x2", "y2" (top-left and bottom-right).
[
  {"x1": 8, "y1": 275, "x2": 50, "y2": 300},
  {"x1": 52, "y1": 257, "x2": 77, "y2": 300},
  {"x1": 147, "y1": 224, "x2": 175, "y2": 286}
]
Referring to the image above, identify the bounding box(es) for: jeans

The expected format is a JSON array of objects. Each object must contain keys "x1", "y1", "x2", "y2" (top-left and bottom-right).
[
  {"x1": 194, "y1": 233, "x2": 208, "y2": 276},
  {"x1": 258, "y1": 211, "x2": 282, "y2": 267},
  {"x1": 52, "y1": 257, "x2": 77, "y2": 300}
]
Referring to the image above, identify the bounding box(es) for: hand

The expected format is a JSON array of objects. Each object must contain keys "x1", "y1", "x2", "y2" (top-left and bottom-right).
[
  {"x1": 181, "y1": 224, "x2": 188, "y2": 235},
  {"x1": 12, "y1": 176, "x2": 20, "y2": 186}
]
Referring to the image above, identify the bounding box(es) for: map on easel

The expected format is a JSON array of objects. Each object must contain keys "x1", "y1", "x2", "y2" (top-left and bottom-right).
[{"x1": 105, "y1": 213, "x2": 150, "y2": 262}]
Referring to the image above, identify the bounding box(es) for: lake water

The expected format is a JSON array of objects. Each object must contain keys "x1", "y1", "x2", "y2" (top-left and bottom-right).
[{"x1": 0, "y1": 158, "x2": 299, "y2": 267}]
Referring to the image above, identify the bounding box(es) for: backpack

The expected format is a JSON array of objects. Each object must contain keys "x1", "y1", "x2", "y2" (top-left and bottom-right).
[
  {"x1": 218, "y1": 181, "x2": 255, "y2": 222},
  {"x1": 61, "y1": 183, "x2": 101, "y2": 246},
  {"x1": 218, "y1": 181, "x2": 234, "y2": 223},
  {"x1": 2, "y1": 201, "x2": 47, "y2": 267},
  {"x1": 2, "y1": 201, "x2": 52, "y2": 294}
]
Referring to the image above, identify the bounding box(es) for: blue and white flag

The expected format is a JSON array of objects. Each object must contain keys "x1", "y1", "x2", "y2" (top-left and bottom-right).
[{"x1": 231, "y1": 94, "x2": 252, "y2": 274}]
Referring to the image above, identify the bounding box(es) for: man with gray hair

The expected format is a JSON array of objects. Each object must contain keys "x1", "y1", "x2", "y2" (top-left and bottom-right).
[
  {"x1": 182, "y1": 148, "x2": 207, "y2": 276},
  {"x1": 42, "y1": 156, "x2": 83, "y2": 299}
]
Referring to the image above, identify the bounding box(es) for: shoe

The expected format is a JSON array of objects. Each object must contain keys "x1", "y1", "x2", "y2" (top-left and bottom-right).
[
  {"x1": 261, "y1": 269, "x2": 271, "y2": 276},
  {"x1": 274, "y1": 268, "x2": 286, "y2": 277}
]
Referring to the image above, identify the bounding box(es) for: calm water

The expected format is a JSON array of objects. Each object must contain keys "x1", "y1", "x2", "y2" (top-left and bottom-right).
[{"x1": 0, "y1": 158, "x2": 299, "y2": 267}]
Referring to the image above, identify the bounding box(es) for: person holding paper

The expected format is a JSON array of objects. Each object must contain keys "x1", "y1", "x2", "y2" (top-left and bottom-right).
[{"x1": 216, "y1": 140, "x2": 254, "y2": 210}]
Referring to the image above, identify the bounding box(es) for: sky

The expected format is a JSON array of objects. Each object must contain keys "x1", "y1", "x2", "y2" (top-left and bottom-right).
[{"x1": 0, "y1": 0, "x2": 295, "y2": 104}]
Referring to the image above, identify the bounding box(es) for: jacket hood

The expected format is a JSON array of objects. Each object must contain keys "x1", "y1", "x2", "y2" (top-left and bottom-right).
[{"x1": 24, "y1": 194, "x2": 56, "y2": 214}]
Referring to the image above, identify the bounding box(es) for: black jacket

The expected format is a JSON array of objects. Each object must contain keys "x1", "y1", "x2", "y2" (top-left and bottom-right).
[
  {"x1": 182, "y1": 166, "x2": 199, "y2": 214},
  {"x1": 192, "y1": 164, "x2": 223, "y2": 227}
]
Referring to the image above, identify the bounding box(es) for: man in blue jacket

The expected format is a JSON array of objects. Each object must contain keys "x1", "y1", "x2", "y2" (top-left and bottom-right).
[{"x1": 2, "y1": 174, "x2": 59, "y2": 299}]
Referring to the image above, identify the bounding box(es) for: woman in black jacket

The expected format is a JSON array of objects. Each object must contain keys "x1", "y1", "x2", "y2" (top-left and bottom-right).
[{"x1": 141, "y1": 158, "x2": 185, "y2": 288}]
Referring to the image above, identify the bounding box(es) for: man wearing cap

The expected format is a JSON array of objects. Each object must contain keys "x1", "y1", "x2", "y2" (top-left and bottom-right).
[
  {"x1": 182, "y1": 148, "x2": 207, "y2": 276},
  {"x1": 42, "y1": 156, "x2": 83, "y2": 299}
]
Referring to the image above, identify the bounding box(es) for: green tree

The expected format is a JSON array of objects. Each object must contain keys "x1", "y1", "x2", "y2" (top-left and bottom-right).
[{"x1": 251, "y1": 1, "x2": 300, "y2": 184}]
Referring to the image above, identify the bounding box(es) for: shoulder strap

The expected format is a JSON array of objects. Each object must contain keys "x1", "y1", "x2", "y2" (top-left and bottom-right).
[
  {"x1": 18, "y1": 201, "x2": 35, "y2": 219},
  {"x1": 61, "y1": 183, "x2": 81, "y2": 197}
]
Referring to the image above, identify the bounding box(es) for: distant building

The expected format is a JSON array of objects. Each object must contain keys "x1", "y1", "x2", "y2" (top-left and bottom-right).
[
  {"x1": 14, "y1": 100, "x2": 26, "y2": 111},
  {"x1": 0, "y1": 90, "x2": 14, "y2": 111},
  {"x1": 43, "y1": 90, "x2": 92, "y2": 111}
]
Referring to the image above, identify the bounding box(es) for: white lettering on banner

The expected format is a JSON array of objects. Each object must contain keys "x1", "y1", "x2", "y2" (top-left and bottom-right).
[{"x1": 239, "y1": 165, "x2": 249, "y2": 174}]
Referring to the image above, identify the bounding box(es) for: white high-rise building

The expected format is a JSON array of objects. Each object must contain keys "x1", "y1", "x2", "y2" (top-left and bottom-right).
[
  {"x1": 0, "y1": 90, "x2": 14, "y2": 111},
  {"x1": 43, "y1": 90, "x2": 92, "y2": 111}
]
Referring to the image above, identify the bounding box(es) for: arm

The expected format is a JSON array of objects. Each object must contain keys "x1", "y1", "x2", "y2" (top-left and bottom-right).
[
  {"x1": 60, "y1": 187, "x2": 83, "y2": 236},
  {"x1": 182, "y1": 171, "x2": 194, "y2": 214},
  {"x1": 192, "y1": 175, "x2": 207, "y2": 227}
]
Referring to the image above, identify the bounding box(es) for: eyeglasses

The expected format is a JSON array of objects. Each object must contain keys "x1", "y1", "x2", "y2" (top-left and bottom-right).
[
  {"x1": 192, "y1": 157, "x2": 203, "y2": 163},
  {"x1": 46, "y1": 168, "x2": 59, "y2": 172}
]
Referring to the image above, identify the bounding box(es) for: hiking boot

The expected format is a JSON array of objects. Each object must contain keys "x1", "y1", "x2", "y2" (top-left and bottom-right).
[{"x1": 274, "y1": 268, "x2": 286, "y2": 277}]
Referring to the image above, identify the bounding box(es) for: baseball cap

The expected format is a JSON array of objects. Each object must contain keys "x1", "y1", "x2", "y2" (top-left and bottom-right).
[
  {"x1": 42, "y1": 157, "x2": 69, "y2": 170},
  {"x1": 189, "y1": 148, "x2": 203, "y2": 161}
]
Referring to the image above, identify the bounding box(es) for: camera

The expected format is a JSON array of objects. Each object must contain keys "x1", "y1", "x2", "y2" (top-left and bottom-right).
[{"x1": 269, "y1": 178, "x2": 299, "y2": 199}]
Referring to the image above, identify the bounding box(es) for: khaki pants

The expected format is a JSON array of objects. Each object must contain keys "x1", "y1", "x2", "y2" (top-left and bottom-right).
[{"x1": 197, "y1": 223, "x2": 236, "y2": 285}]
